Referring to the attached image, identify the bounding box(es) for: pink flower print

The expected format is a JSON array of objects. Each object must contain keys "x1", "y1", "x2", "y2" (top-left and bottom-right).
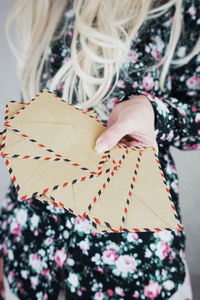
[
  {"x1": 8, "y1": 271, "x2": 14, "y2": 284},
  {"x1": 107, "y1": 289, "x2": 114, "y2": 296},
  {"x1": 142, "y1": 72, "x2": 154, "y2": 91},
  {"x1": 163, "y1": 17, "x2": 174, "y2": 28},
  {"x1": 91, "y1": 232, "x2": 100, "y2": 236},
  {"x1": 132, "y1": 291, "x2": 140, "y2": 298},
  {"x1": 76, "y1": 290, "x2": 83, "y2": 296},
  {"x1": 42, "y1": 269, "x2": 49, "y2": 277},
  {"x1": 127, "y1": 232, "x2": 138, "y2": 242},
  {"x1": 54, "y1": 247, "x2": 67, "y2": 268},
  {"x1": 166, "y1": 130, "x2": 174, "y2": 142},
  {"x1": 152, "y1": 47, "x2": 162, "y2": 61},
  {"x1": 50, "y1": 56, "x2": 55, "y2": 63},
  {"x1": 68, "y1": 30, "x2": 73, "y2": 37},
  {"x1": 117, "y1": 80, "x2": 126, "y2": 88},
  {"x1": 115, "y1": 286, "x2": 125, "y2": 297},
  {"x1": 30, "y1": 276, "x2": 38, "y2": 287},
  {"x1": 187, "y1": 91, "x2": 196, "y2": 96},
  {"x1": 132, "y1": 82, "x2": 139, "y2": 89},
  {"x1": 155, "y1": 241, "x2": 172, "y2": 260},
  {"x1": 107, "y1": 97, "x2": 120, "y2": 110},
  {"x1": 43, "y1": 294, "x2": 48, "y2": 300},
  {"x1": 74, "y1": 217, "x2": 91, "y2": 233},
  {"x1": 115, "y1": 255, "x2": 137, "y2": 276},
  {"x1": 188, "y1": 6, "x2": 196, "y2": 16},
  {"x1": 162, "y1": 269, "x2": 168, "y2": 277},
  {"x1": 169, "y1": 250, "x2": 176, "y2": 261},
  {"x1": 186, "y1": 76, "x2": 200, "y2": 89},
  {"x1": 167, "y1": 75, "x2": 173, "y2": 90},
  {"x1": 126, "y1": 50, "x2": 139, "y2": 63},
  {"x1": 171, "y1": 181, "x2": 180, "y2": 194},
  {"x1": 45, "y1": 237, "x2": 53, "y2": 245},
  {"x1": 52, "y1": 214, "x2": 58, "y2": 223},
  {"x1": 192, "y1": 106, "x2": 197, "y2": 112},
  {"x1": 177, "y1": 107, "x2": 187, "y2": 117},
  {"x1": 183, "y1": 144, "x2": 200, "y2": 150},
  {"x1": 155, "y1": 36, "x2": 165, "y2": 53},
  {"x1": 16, "y1": 281, "x2": 24, "y2": 294},
  {"x1": 144, "y1": 280, "x2": 162, "y2": 299},
  {"x1": 171, "y1": 164, "x2": 177, "y2": 172},
  {"x1": 10, "y1": 219, "x2": 21, "y2": 236},
  {"x1": 96, "y1": 266, "x2": 105, "y2": 274},
  {"x1": 94, "y1": 291, "x2": 104, "y2": 300},
  {"x1": 102, "y1": 249, "x2": 119, "y2": 265},
  {"x1": 5, "y1": 202, "x2": 14, "y2": 211},
  {"x1": 2, "y1": 220, "x2": 8, "y2": 230}
]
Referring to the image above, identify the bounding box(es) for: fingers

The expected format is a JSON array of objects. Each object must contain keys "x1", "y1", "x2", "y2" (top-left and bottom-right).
[
  {"x1": 95, "y1": 122, "x2": 127, "y2": 152},
  {"x1": 125, "y1": 140, "x2": 159, "y2": 155},
  {"x1": 95, "y1": 123, "x2": 159, "y2": 155}
]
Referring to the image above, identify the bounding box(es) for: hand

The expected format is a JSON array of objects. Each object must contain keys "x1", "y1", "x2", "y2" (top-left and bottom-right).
[{"x1": 95, "y1": 95, "x2": 158, "y2": 155}]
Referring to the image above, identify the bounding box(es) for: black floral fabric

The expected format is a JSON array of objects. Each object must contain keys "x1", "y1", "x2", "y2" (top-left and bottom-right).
[{"x1": 0, "y1": 0, "x2": 199, "y2": 299}]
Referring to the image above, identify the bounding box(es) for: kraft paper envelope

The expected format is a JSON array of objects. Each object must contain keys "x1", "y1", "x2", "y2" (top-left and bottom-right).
[{"x1": 0, "y1": 88, "x2": 182, "y2": 233}]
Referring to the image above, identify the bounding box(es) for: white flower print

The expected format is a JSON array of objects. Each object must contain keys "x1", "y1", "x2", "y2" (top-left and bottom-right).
[
  {"x1": 163, "y1": 280, "x2": 175, "y2": 290},
  {"x1": 29, "y1": 254, "x2": 42, "y2": 273},
  {"x1": 91, "y1": 253, "x2": 101, "y2": 265},
  {"x1": 157, "y1": 231, "x2": 173, "y2": 242},
  {"x1": 78, "y1": 239, "x2": 90, "y2": 254},
  {"x1": 16, "y1": 209, "x2": 28, "y2": 225},
  {"x1": 31, "y1": 215, "x2": 39, "y2": 227},
  {"x1": 114, "y1": 255, "x2": 137, "y2": 277},
  {"x1": 21, "y1": 270, "x2": 28, "y2": 279},
  {"x1": 67, "y1": 273, "x2": 79, "y2": 287}
]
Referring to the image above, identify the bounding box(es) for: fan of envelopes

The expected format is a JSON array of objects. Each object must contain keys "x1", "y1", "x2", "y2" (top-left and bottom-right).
[{"x1": 0, "y1": 88, "x2": 182, "y2": 233}]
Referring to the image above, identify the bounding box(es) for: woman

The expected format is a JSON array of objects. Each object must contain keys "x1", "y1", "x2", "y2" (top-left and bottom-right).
[{"x1": 0, "y1": 0, "x2": 199, "y2": 299}]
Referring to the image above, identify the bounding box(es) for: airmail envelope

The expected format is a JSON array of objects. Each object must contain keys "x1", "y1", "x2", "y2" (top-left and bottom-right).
[{"x1": 0, "y1": 88, "x2": 182, "y2": 233}]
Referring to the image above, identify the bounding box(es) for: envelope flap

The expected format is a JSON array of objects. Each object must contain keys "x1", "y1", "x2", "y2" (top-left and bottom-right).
[
  {"x1": 131, "y1": 147, "x2": 181, "y2": 229},
  {"x1": 3, "y1": 89, "x2": 115, "y2": 173}
]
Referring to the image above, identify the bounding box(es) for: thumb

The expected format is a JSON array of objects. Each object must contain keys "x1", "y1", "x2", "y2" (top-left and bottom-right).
[{"x1": 95, "y1": 122, "x2": 126, "y2": 153}]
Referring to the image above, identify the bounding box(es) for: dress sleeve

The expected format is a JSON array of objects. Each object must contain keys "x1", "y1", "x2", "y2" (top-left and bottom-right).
[
  {"x1": 136, "y1": 0, "x2": 200, "y2": 151},
  {"x1": 137, "y1": 49, "x2": 200, "y2": 150}
]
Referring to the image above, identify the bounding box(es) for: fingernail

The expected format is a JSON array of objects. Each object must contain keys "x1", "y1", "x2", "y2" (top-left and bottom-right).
[{"x1": 95, "y1": 140, "x2": 109, "y2": 153}]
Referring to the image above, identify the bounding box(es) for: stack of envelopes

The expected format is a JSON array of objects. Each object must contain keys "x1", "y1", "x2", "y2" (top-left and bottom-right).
[{"x1": 0, "y1": 88, "x2": 182, "y2": 233}]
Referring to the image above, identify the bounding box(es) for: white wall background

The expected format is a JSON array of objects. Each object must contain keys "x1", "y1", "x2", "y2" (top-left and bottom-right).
[{"x1": 0, "y1": 1, "x2": 200, "y2": 299}]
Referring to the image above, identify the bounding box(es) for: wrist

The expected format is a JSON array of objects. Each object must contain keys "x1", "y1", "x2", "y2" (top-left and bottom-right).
[{"x1": 129, "y1": 95, "x2": 155, "y2": 115}]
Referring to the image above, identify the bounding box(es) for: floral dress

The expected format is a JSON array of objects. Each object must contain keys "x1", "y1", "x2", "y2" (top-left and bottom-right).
[{"x1": 0, "y1": 0, "x2": 199, "y2": 299}]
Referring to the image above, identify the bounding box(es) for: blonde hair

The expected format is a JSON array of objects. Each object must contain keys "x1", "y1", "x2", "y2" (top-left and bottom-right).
[{"x1": 5, "y1": 0, "x2": 200, "y2": 119}]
